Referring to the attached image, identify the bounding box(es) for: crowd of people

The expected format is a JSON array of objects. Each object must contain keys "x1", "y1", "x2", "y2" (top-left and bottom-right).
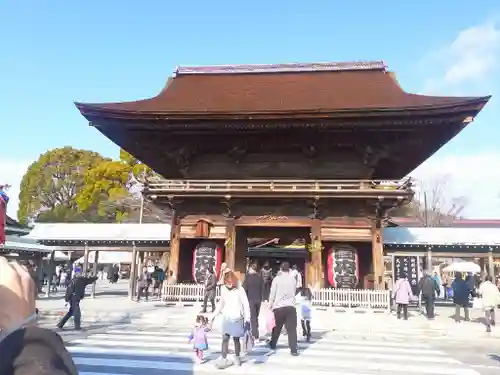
[
  {"x1": 0, "y1": 255, "x2": 310, "y2": 374},
  {"x1": 197, "y1": 260, "x2": 308, "y2": 369},
  {"x1": 392, "y1": 270, "x2": 500, "y2": 332}
]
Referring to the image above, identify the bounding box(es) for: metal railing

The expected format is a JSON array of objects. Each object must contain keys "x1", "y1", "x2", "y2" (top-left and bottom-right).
[
  {"x1": 161, "y1": 283, "x2": 391, "y2": 312},
  {"x1": 145, "y1": 178, "x2": 413, "y2": 197}
]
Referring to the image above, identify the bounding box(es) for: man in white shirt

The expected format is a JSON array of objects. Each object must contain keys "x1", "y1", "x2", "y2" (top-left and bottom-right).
[{"x1": 479, "y1": 275, "x2": 500, "y2": 332}]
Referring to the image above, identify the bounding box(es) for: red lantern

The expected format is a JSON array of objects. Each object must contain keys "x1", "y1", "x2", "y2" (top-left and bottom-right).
[
  {"x1": 192, "y1": 241, "x2": 222, "y2": 283},
  {"x1": 327, "y1": 244, "x2": 359, "y2": 288}
]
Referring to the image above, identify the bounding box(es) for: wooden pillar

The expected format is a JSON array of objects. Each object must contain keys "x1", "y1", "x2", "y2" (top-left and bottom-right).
[
  {"x1": 45, "y1": 250, "x2": 56, "y2": 297},
  {"x1": 91, "y1": 251, "x2": 99, "y2": 298},
  {"x1": 426, "y1": 248, "x2": 433, "y2": 273},
  {"x1": 36, "y1": 254, "x2": 44, "y2": 294},
  {"x1": 479, "y1": 258, "x2": 486, "y2": 281},
  {"x1": 371, "y1": 221, "x2": 384, "y2": 289},
  {"x1": 234, "y1": 227, "x2": 247, "y2": 279},
  {"x1": 488, "y1": 249, "x2": 495, "y2": 277},
  {"x1": 224, "y1": 219, "x2": 236, "y2": 270},
  {"x1": 168, "y1": 215, "x2": 181, "y2": 283},
  {"x1": 82, "y1": 242, "x2": 90, "y2": 275},
  {"x1": 160, "y1": 250, "x2": 169, "y2": 270},
  {"x1": 307, "y1": 220, "x2": 323, "y2": 289},
  {"x1": 67, "y1": 251, "x2": 73, "y2": 267},
  {"x1": 129, "y1": 242, "x2": 138, "y2": 300}
]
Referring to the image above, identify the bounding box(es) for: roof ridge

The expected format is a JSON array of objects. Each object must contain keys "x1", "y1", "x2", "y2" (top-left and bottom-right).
[{"x1": 175, "y1": 61, "x2": 386, "y2": 75}]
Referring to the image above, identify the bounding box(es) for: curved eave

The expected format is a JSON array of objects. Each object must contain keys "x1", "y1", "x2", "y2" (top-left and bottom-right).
[{"x1": 75, "y1": 96, "x2": 491, "y2": 123}]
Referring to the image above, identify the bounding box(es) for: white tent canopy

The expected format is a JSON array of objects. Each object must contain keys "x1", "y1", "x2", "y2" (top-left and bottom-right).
[
  {"x1": 44, "y1": 251, "x2": 69, "y2": 261},
  {"x1": 75, "y1": 251, "x2": 133, "y2": 264},
  {"x1": 443, "y1": 261, "x2": 481, "y2": 274}
]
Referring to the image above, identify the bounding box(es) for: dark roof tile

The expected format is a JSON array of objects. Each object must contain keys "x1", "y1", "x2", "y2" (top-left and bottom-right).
[{"x1": 76, "y1": 61, "x2": 490, "y2": 118}]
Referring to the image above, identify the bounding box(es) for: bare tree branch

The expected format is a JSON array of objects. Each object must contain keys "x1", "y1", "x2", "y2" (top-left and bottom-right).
[{"x1": 394, "y1": 175, "x2": 467, "y2": 226}]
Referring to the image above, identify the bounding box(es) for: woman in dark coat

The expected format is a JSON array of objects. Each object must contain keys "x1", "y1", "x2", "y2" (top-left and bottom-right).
[
  {"x1": 452, "y1": 272, "x2": 470, "y2": 322},
  {"x1": 201, "y1": 266, "x2": 217, "y2": 313}
]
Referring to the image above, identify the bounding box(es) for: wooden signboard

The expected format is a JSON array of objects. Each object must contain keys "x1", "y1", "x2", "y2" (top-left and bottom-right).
[{"x1": 392, "y1": 255, "x2": 420, "y2": 295}]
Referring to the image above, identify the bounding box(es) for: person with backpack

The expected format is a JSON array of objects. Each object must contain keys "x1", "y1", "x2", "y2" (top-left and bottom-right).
[
  {"x1": 418, "y1": 271, "x2": 440, "y2": 319},
  {"x1": 261, "y1": 261, "x2": 273, "y2": 302},
  {"x1": 57, "y1": 272, "x2": 98, "y2": 330}
]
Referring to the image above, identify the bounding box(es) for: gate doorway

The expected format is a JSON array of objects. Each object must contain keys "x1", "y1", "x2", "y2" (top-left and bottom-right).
[{"x1": 237, "y1": 226, "x2": 310, "y2": 284}]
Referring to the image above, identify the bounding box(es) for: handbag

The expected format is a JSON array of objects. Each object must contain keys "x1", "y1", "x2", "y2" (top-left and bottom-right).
[
  {"x1": 266, "y1": 311, "x2": 276, "y2": 332},
  {"x1": 242, "y1": 329, "x2": 255, "y2": 353},
  {"x1": 472, "y1": 297, "x2": 484, "y2": 309}
]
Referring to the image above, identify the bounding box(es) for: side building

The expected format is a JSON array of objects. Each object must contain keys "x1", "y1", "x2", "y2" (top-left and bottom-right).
[{"x1": 75, "y1": 61, "x2": 489, "y2": 289}]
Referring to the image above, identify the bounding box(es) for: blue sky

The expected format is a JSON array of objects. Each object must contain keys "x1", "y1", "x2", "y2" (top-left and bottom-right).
[{"x1": 1, "y1": 1, "x2": 500, "y2": 218}]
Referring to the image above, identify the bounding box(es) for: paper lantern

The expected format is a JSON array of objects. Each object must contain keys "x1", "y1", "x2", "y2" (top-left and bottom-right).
[
  {"x1": 327, "y1": 244, "x2": 359, "y2": 288},
  {"x1": 192, "y1": 241, "x2": 222, "y2": 283}
]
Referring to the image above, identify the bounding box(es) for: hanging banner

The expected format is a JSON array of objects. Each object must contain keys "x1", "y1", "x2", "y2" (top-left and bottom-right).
[
  {"x1": 327, "y1": 244, "x2": 359, "y2": 288},
  {"x1": 392, "y1": 255, "x2": 420, "y2": 295},
  {"x1": 192, "y1": 241, "x2": 222, "y2": 283}
]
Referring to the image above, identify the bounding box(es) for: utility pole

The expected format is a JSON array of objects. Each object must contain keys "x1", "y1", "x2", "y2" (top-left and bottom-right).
[
  {"x1": 423, "y1": 191, "x2": 428, "y2": 227},
  {"x1": 139, "y1": 193, "x2": 144, "y2": 224}
]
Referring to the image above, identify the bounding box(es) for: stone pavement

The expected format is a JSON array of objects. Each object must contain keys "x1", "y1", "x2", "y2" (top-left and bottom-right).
[
  {"x1": 36, "y1": 279, "x2": 500, "y2": 344},
  {"x1": 33, "y1": 286, "x2": 500, "y2": 374},
  {"x1": 143, "y1": 303, "x2": 500, "y2": 338},
  {"x1": 36, "y1": 280, "x2": 162, "y2": 328},
  {"x1": 66, "y1": 315, "x2": 486, "y2": 375}
]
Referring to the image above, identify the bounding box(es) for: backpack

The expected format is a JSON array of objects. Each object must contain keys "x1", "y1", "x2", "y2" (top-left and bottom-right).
[{"x1": 65, "y1": 280, "x2": 75, "y2": 302}]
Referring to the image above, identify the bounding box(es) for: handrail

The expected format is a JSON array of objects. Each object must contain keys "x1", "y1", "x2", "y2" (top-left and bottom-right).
[{"x1": 145, "y1": 178, "x2": 413, "y2": 194}]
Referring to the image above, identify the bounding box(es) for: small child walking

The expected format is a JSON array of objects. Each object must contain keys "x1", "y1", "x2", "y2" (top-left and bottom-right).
[
  {"x1": 297, "y1": 287, "x2": 312, "y2": 342},
  {"x1": 188, "y1": 315, "x2": 210, "y2": 363}
]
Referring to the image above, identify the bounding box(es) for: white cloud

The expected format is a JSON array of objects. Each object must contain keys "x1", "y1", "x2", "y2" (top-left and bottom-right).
[
  {"x1": 422, "y1": 20, "x2": 500, "y2": 94},
  {"x1": 411, "y1": 153, "x2": 500, "y2": 218},
  {"x1": 0, "y1": 159, "x2": 31, "y2": 220},
  {"x1": 412, "y1": 19, "x2": 500, "y2": 218}
]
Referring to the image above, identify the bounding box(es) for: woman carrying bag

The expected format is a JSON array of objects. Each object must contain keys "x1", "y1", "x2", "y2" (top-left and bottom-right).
[
  {"x1": 392, "y1": 275, "x2": 414, "y2": 320},
  {"x1": 211, "y1": 271, "x2": 250, "y2": 369}
]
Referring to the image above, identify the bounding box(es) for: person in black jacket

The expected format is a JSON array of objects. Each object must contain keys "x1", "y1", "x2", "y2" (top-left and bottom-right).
[
  {"x1": 261, "y1": 261, "x2": 273, "y2": 302},
  {"x1": 0, "y1": 256, "x2": 78, "y2": 375},
  {"x1": 243, "y1": 262, "x2": 264, "y2": 339},
  {"x1": 201, "y1": 266, "x2": 217, "y2": 313},
  {"x1": 57, "y1": 272, "x2": 98, "y2": 330},
  {"x1": 418, "y1": 271, "x2": 440, "y2": 319}
]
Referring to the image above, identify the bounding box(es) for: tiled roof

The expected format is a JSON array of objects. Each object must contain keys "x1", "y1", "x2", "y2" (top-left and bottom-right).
[
  {"x1": 390, "y1": 217, "x2": 500, "y2": 228},
  {"x1": 383, "y1": 227, "x2": 500, "y2": 246},
  {"x1": 26, "y1": 223, "x2": 171, "y2": 243},
  {"x1": 0, "y1": 235, "x2": 56, "y2": 253},
  {"x1": 75, "y1": 61, "x2": 489, "y2": 119}
]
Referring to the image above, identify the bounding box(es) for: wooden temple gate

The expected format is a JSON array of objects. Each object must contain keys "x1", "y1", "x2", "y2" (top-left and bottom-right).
[
  {"x1": 75, "y1": 60, "x2": 489, "y2": 310},
  {"x1": 150, "y1": 179, "x2": 412, "y2": 291}
]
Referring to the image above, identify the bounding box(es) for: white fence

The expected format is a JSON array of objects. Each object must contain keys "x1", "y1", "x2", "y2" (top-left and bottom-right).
[{"x1": 162, "y1": 283, "x2": 391, "y2": 312}]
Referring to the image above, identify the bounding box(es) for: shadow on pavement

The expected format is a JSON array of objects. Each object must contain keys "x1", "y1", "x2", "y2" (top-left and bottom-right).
[{"x1": 488, "y1": 354, "x2": 500, "y2": 363}]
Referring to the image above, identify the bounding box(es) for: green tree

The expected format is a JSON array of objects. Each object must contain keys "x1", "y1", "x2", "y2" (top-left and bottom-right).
[
  {"x1": 76, "y1": 150, "x2": 167, "y2": 223},
  {"x1": 17, "y1": 147, "x2": 108, "y2": 224},
  {"x1": 75, "y1": 160, "x2": 131, "y2": 222}
]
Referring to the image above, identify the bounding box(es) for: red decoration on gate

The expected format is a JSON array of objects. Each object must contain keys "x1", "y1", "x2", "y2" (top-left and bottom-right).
[
  {"x1": 327, "y1": 244, "x2": 359, "y2": 288},
  {"x1": 192, "y1": 242, "x2": 222, "y2": 283}
]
